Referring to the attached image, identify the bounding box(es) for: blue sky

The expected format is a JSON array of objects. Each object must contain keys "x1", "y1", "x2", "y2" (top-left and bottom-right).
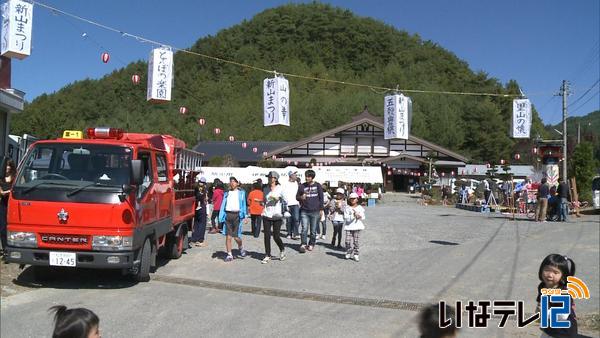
[{"x1": 10, "y1": 0, "x2": 600, "y2": 125}]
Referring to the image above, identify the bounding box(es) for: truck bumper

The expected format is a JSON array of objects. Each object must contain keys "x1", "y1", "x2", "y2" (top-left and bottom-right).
[{"x1": 4, "y1": 247, "x2": 135, "y2": 269}]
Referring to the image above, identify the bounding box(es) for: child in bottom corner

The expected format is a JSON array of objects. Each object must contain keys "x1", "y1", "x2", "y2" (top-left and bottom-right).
[
  {"x1": 343, "y1": 192, "x2": 365, "y2": 262},
  {"x1": 536, "y1": 254, "x2": 577, "y2": 338}
]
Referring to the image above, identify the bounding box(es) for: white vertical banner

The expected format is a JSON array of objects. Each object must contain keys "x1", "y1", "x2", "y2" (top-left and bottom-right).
[
  {"x1": 511, "y1": 99, "x2": 531, "y2": 138},
  {"x1": 146, "y1": 47, "x2": 173, "y2": 103},
  {"x1": 1, "y1": 0, "x2": 33, "y2": 59},
  {"x1": 263, "y1": 76, "x2": 290, "y2": 126},
  {"x1": 384, "y1": 94, "x2": 412, "y2": 140}
]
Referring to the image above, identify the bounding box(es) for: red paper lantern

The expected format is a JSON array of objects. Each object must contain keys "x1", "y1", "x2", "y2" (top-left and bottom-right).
[
  {"x1": 198, "y1": 118, "x2": 206, "y2": 126},
  {"x1": 213, "y1": 128, "x2": 221, "y2": 135},
  {"x1": 486, "y1": 163, "x2": 491, "y2": 168},
  {"x1": 500, "y1": 159, "x2": 505, "y2": 165},
  {"x1": 242, "y1": 142, "x2": 247, "y2": 149},
  {"x1": 272, "y1": 155, "x2": 277, "y2": 160},
  {"x1": 101, "y1": 52, "x2": 110, "y2": 63},
  {"x1": 294, "y1": 161, "x2": 298, "y2": 165},
  {"x1": 179, "y1": 106, "x2": 187, "y2": 115},
  {"x1": 228, "y1": 135, "x2": 235, "y2": 142},
  {"x1": 387, "y1": 170, "x2": 392, "y2": 175},
  {"x1": 262, "y1": 151, "x2": 268, "y2": 156},
  {"x1": 514, "y1": 153, "x2": 521, "y2": 160},
  {"x1": 252, "y1": 147, "x2": 258, "y2": 153},
  {"x1": 131, "y1": 74, "x2": 140, "y2": 85}
]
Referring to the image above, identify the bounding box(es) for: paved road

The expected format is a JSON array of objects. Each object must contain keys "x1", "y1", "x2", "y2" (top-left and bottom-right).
[{"x1": 1, "y1": 194, "x2": 598, "y2": 337}]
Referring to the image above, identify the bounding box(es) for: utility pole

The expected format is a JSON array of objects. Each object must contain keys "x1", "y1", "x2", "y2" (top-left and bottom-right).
[
  {"x1": 560, "y1": 80, "x2": 570, "y2": 180},
  {"x1": 577, "y1": 123, "x2": 581, "y2": 144}
]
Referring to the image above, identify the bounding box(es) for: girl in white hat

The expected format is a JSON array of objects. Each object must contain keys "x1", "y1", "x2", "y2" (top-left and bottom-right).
[
  {"x1": 344, "y1": 192, "x2": 365, "y2": 262},
  {"x1": 328, "y1": 187, "x2": 347, "y2": 249}
]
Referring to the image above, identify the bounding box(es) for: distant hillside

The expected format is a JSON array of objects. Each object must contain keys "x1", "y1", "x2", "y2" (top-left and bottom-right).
[
  {"x1": 13, "y1": 3, "x2": 547, "y2": 161},
  {"x1": 547, "y1": 110, "x2": 600, "y2": 160}
]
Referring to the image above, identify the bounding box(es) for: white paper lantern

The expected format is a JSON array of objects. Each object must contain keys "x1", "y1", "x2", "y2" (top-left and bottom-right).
[
  {"x1": 213, "y1": 128, "x2": 221, "y2": 135},
  {"x1": 252, "y1": 147, "x2": 258, "y2": 153},
  {"x1": 198, "y1": 118, "x2": 206, "y2": 126},
  {"x1": 228, "y1": 135, "x2": 235, "y2": 142},
  {"x1": 101, "y1": 52, "x2": 110, "y2": 63},
  {"x1": 179, "y1": 106, "x2": 187, "y2": 115},
  {"x1": 1, "y1": 0, "x2": 33, "y2": 59},
  {"x1": 242, "y1": 142, "x2": 248, "y2": 149},
  {"x1": 263, "y1": 76, "x2": 290, "y2": 126},
  {"x1": 131, "y1": 74, "x2": 141, "y2": 85}
]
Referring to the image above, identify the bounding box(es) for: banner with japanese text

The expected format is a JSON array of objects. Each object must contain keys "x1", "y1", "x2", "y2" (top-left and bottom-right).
[
  {"x1": 384, "y1": 94, "x2": 412, "y2": 140},
  {"x1": 147, "y1": 47, "x2": 173, "y2": 103},
  {"x1": 1, "y1": 0, "x2": 33, "y2": 59},
  {"x1": 511, "y1": 99, "x2": 531, "y2": 138},
  {"x1": 263, "y1": 76, "x2": 290, "y2": 126}
]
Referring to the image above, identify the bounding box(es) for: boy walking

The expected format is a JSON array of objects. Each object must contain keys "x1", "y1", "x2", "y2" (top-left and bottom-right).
[
  {"x1": 296, "y1": 170, "x2": 324, "y2": 253},
  {"x1": 218, "y1": 177, "x2": 247, "y2": 262}
]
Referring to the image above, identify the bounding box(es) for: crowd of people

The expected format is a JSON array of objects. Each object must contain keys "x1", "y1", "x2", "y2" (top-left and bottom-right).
[{"x1": 190, "y1": 169, "x2": 367, "y2": 263}]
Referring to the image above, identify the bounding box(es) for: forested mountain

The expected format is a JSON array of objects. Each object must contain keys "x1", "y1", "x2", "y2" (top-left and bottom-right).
[
  {"x1": 547, "y1": 110, "x2": 600, "y2": 160},
  {"x1": 13, "y1": 3, "x2": 548, "y2": 161}
]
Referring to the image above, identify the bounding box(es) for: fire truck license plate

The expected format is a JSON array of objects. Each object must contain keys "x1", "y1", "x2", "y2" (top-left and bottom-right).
[{"x1": 49, "y1": 252, "x2": 76, "y2": 267}]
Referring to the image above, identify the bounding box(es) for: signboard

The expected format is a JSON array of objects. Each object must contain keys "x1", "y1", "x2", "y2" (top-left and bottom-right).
[
  {"x1": 384, "y1": 94, "x2": 412, "y2": 140},
  {"x1": 198, "y1": 166, "x2": 383, "y2": 184},
  {"x1": 147, "y1": 47, "x2": 173, "y2": 103},
  {"x1": 511, "y1": 99, "x2": 531, "y2": 138},
  {"x1": 1, "y1": 0, "x2": 33, "y2": 59},
  {"x1": 263, "y1": 76, "x2": 290, "y2": 126}
]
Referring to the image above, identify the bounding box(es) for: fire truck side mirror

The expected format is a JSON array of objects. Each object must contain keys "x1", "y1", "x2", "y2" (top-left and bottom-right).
[{"x1": 131, "y1": 160, "x2": 144, "y2": 186}]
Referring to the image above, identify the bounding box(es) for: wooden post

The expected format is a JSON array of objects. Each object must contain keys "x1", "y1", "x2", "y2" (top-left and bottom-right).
[{"x1": 569, "y1": 177, "x2": 581, "y2": 217}]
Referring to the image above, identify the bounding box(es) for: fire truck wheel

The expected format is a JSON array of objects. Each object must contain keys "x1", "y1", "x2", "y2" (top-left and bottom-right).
[
  {"x1": 134, "y1": 238, "x2": 151, "y2": 282},
  {"x1": 167, "y1": 226, "x2": 186, "y2": 259}
]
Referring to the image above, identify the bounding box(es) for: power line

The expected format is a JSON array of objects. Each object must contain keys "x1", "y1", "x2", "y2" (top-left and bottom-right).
[
  {"x1": 32, "y1": 0, "x2": 528, "y2": 98},
  {"x1": 570, "y1": 89, "x2": 599, "y2": 114},
  {"x1": 567, "y1": 78, "x2": 599, "y2": 108}
]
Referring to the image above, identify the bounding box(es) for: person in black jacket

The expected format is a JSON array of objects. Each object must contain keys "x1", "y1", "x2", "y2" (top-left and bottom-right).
[
  {"x1": 190, "y1": 177, "x2": 208, "y2": 247},
  {"x1": 296, "y1": 170, "x2": 324, "y2": 253},
  {"x1": 556, "y1": 180, "x2": 571, "y2": 222}
]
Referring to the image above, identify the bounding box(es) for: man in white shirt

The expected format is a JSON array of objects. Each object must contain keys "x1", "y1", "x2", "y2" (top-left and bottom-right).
[
  {"x1": 282, "y1": 170, "x2": 300, "y2": 239},
  {"x1": 218, "y1": 176, "x2": 247, "y2": 262}
]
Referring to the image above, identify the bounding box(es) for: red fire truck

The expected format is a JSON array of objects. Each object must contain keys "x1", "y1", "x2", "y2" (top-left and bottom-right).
[{"x1": 5, "y1": 128, "x2": 202, "y2": 282}]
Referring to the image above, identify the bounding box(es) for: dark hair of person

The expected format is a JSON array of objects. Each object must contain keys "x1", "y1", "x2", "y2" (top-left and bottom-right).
[
  {"x1": 538, "y1": 254, "x2": 576, "y2": 287},
  {"x1": 541, "y1": 177, "x2": 547, "y2": 184},
  {"x1": 5, "y1": 159, "x2": 16, "y2": 177},
  {"x1": 305, "y1": 170, "x2": 315, "y2": 178},
  {"x1": 536, "y1": 254, "x2": 576, "y2": 302},
  {"x1": 419, "y1": 303, "x2": 458, "y2": 338},
  {"x1": 49, "y1": 305, "x2": 99, "y2": 338}
]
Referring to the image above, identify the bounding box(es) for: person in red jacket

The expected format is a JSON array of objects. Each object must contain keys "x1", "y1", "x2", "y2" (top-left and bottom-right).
[{"x1": 209, "y1": 179, "x2": 225, "y2": 234}]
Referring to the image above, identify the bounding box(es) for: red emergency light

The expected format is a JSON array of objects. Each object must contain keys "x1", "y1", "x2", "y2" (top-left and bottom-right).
[{"x1": 86, "y1": 127, "x2": 124, "y2": 139}]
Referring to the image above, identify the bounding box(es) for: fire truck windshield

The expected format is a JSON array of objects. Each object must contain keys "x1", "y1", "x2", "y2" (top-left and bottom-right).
[{"x1": 14, "y1": 143, "x2": 132, "y2": 191}]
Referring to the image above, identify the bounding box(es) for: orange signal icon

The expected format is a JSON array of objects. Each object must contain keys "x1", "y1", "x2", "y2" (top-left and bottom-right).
[{"x1": 566, "y1": 276, "x2": 590, "y2": 300}]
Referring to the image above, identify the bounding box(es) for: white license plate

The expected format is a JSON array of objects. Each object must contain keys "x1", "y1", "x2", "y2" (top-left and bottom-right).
[{"x1": 49, "y1": 252, "x2": 76, "y2": 267}]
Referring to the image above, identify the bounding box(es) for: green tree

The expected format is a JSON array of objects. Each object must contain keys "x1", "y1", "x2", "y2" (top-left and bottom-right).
[{"x1": 570, "y1": 142, "x2": 596, "y2": 202}]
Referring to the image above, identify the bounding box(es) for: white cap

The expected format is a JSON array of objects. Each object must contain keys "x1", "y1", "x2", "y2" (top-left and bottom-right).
[
  {"x1": 349, "y1": 192, "x2": 359, "y2": 199},
  {"x1": 335, "y1": 187, "x2": 345, "y2": 194}
]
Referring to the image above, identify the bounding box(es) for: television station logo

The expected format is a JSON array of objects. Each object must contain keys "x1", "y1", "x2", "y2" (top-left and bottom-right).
[{"x1": 438, "y1": 276, "x2": 590, "y2": 329}]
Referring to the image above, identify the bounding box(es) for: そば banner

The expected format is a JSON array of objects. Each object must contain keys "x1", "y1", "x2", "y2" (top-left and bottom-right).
[
  {"x1": 384, "y1": 94, "x2": 412, "y2": 140},
  {"x1": 263, "y1": 76, "x2": 290, "y2": 127},
  {"x1": 147, "y1": 47, "x2": 173, "y2": 103}
]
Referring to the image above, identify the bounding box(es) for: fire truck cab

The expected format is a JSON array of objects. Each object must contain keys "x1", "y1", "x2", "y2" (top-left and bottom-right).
[{"x1": 5, "y1": 128, "x2": 202, "y2": 282}]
